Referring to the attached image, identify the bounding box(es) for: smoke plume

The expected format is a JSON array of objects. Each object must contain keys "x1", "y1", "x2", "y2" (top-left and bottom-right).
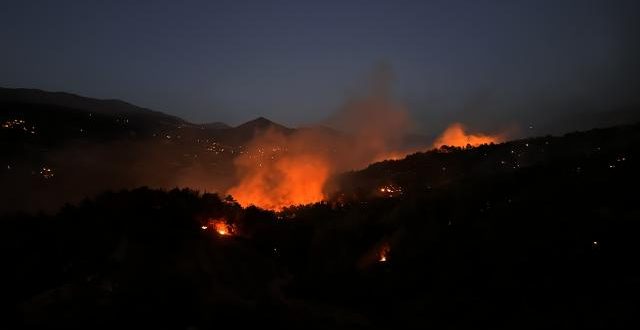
[{"x1": 226, "y1": 63, "x2": 416, "y2": 210}]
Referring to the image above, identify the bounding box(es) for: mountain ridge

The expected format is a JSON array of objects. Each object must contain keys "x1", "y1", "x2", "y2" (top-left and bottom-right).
[{"x1": 0, "y1": 87, "x2": 297, "y2": 134}]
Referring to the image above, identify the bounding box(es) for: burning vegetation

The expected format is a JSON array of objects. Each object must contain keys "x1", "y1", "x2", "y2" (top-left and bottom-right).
[
  {"x1": 225, "y1": 64, "x2": 414, "y2": 210},
  {"x1": 223, "y1": 120, "x2": 502, "y2": 211},
  {"x1": 378, "y1": 242, "x2": 391, "y2": 263},
  {"x1": 378, "y1": 184, "x2": 403, "y2": 197},
  {"x1": 226, "y1": 130, "x2": 331, "y2": 210},
  {"x1": 202, "y1": 218, "x2": 234, "y2": 236},
  {"x1": 432, "y1": 122, "x2": 501, "y2": 149}
]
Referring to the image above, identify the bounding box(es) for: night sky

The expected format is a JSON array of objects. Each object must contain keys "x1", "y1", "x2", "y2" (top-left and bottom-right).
[{"x1": 1, "y1": 0, "x2": 638, "y2": 134}]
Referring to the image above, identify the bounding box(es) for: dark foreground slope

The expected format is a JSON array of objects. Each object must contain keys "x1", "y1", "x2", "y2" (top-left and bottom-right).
[{"x1": 3, "y1": 123, "x2": 640, "y2": 329}]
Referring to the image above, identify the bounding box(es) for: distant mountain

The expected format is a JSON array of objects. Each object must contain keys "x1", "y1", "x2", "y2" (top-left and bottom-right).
[
  {"x1": 235, "y1": 116, "x2": 291, "y2": 132},
  {"x1": 201, "y1": 122, "x2": 231, "y2": 130},
  {"x1": 0, "y1": 87, "x2": 304, "y2": 147},
  {"x1": 210, "y1": 117, "x2": 294, "y2": 146},
  {"x1": 0, "y1": 87, "x2": 186, "y2": 126},
  {"x1": 0, "y1": 87, "x2": 324, "y2": 213}
]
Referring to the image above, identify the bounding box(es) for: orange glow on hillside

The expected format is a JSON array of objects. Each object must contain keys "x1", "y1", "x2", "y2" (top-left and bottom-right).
[
  {"x1": 223, "y1": 66, "x2": 419, "y2": 211},
  {"x1": 372, "y1": 150, "x2": 410, "y2": 162},
  {"x1": 215, "y1": 223, "x2": 230, "y2": 235},
  {"x1": 432, "y1": 123, "x2": 501, "y2": 149},
  {"x1": 205, "y1": 219, "x2": 234, "y2": 236},
  {"x1": 378, "y1": 242, "x2": 390, "y2": 263},
  {"x1": 227, "y1": 153, "x2": 330, "y2": 211}
]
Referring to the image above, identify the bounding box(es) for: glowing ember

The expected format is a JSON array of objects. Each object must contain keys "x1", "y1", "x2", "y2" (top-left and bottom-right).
[
  {"x1": 378, "y1": 243, "x2": 391, "y2": 263},
  {"x1": 378, "y1": 184, "x2": 402, "y2": 197},
  {"x1": 432, "y1": 123, "x2": 501, "y2": 149},
  {"x1": 204, "y1": 219, "x2": 234, "y2": 236},
  {"x1": 214, "y1": 220, "x2": 232, "y2": 235}
]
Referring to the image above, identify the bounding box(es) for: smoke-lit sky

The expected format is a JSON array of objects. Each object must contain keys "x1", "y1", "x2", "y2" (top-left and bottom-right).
[{"x1": 1, "y1": 0, "x2": 638, "y2": 134}]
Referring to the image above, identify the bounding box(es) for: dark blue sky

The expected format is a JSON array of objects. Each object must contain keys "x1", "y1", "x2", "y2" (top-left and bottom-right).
[{"x1": 1, "y1": 0, "x2": 638, "y2": 134}]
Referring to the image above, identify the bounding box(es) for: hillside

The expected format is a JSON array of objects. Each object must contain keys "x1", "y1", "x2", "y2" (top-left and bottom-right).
[
  {"x1": 0, "y1": 87, "x2": 295, "y2": 147},
  {"x1": 3, "y1": 121, "x2": 640, "y2": 328},
  {"x1": 0, "y1": 88, "x2": 297, "y2": 213},
  {"x1": 0, "y1": 87, "x2": 186, "y2": 127},
  {"x1": 332, "y1": 123, "x2": 640, "y2": 201}
]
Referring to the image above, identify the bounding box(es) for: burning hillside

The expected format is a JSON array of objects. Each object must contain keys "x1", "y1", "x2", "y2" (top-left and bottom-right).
[
  {"x1": 225, "y1": 64, "x2": 413, "y2": 210},
  {"x1": 7, "y1": 122, "x2": 640, "y2": 328},
  {"x1": 226, "y1": 132, "x2": 331, "y2": 210},
  {"x1": 225, "y1": 119, "x2": 504, "y2": 210},
  {"x1": 432, "y1": 122, "x2": 502, "y2": 148},
  {"x1": 224, "y1": 66, "x2": 504, "y2": 210}
]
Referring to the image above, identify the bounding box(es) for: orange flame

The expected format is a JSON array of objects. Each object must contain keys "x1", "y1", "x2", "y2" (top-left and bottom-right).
[
  {"x1": 205, "y1": 218, "x2": 233, "y2": 236},
  {"x1": 378, "y1": 242, "x2": 390, "y2": 263},
  {"x1": 227, "y1": 148, "x2": 330, "y2": 211},
  {"x1": 432, "y1": 123, "x2": 501, "y2": 149},
  {"x1": 225, "y1": 65, "x2": 413, "y2": 211}
]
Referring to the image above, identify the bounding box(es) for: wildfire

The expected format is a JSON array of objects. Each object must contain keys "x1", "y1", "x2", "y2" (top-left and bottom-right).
[
  {"x1": 378, "y1": 184, "x2": 402, "y2": 197},
  {"x1": 225, "y1": 67, "x2": 502, "y2": 211},
  {"x1": 378, "y1": 243, "x2": 391, "y2": 263},
  {"x1": 228, "y1": 153, "x2": 330, "y2": 210},
  {"x1": 226, "y1": 122, "x2": 500, "y2": 211},
  {"x1": 432, "y1": 123, "x2": 501, "y2": 149},
  {"x1": 214, "y1": 220, "x2": 233, "y2": 236},
  {"x1": 202, "y1": 219, "x2": 234, "y2": 236}
]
